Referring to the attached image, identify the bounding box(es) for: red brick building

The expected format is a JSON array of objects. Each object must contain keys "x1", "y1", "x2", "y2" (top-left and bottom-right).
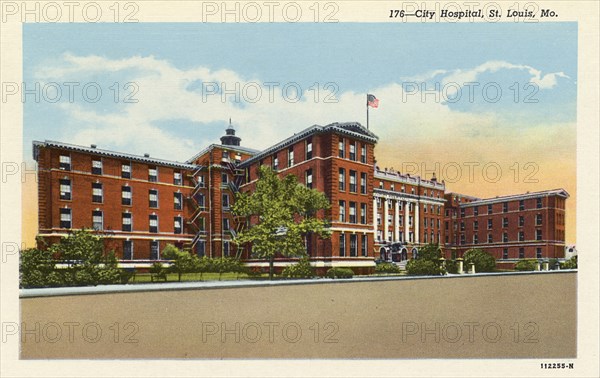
[
  {"x1": 443, "y1": 190, "x2": 569, "y2": 268},
  {"x1": 33, "y1": 121, "x2": 569, "y2": 271}
]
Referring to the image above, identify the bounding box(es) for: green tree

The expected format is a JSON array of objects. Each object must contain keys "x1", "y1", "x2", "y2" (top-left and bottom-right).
[
  {"x1": 463, "y1": 248, "x2": 496, "y2": 272},
  {"x1": 20, "y1": 248, "x2": 56, "y2": 288},
  {"x1": 232, "y1": 166, "x2": 331, "y2": 280},
  {"x1": 161, "y1": 244, "x2": 198, "y2": 282},
  {"x1": 417, "y1": 243, "x2": 443, "y2": 261},
  {"x1": 562, "y1": 256, "x2": 577, "y2": 269},
  {"x1": 48, "y1": 229, "x2": 106, "y2": 286}
]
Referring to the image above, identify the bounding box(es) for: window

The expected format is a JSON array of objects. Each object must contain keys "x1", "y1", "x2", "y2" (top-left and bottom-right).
[
  {"x1": 222, "y1": 193, "x2": 230, "y2": 209},
  {"x1": 460, "y1": 208, "x2": 465, "y2": 217},
  {"x1": 377, "y1": 213, "x2": 381, "y2": 226},
  {"x1": 503, "y1": 217, "x2": 508, "y2": 228},
  {"x1": 121, "y1": 163, "x2": 131, "y2": 178},
  {"x1": 121, "y1": 186, "x2": 132, "y2": 206},
  {"x1": 503, "y1": 248, "x2": 508, "y2": 260},
  {"x1": 487, "y1": 204, "x2": 493, "y2": 214},
  {"x1": 460, "y1": 234, "x2": 465, "y2": 245},
  {"x1": 519, "y1": 247, "x2": 525, "y2": 259},
  {"x1": 339, "y1": 234, "x2": 345, "y2": 256},
  {"x1": 536, "y1": 214, "x2": 542, "y2": 225},
  {"x1": 473, "y1": 234, "x2": 479, "y2": 244},
  {"x1": 223, "y1": 218, "x2": 230, "y2": 231},
  {"x1": 519, "y1": 216, "x2": 524, "y2": 227},
  {"x1": 273, "y1": 156, "x2": 279, "y2": 170},
  {"x1": 149, "y1": 215, "x2": 158, "y2": 233},
  {"x1": 350, "y1": 234, "x2": 357, "y2": 256},
  {"x1": 92, "y1": 210, "x2": 103, "y2": 230},
  {"x1": 349, "y1": 170, "x2": 357, "y2": 192},
  {"x1": 197, "y1": 175, "x2": 205, "y2": 187},
  {"x1": 503, "y1": 232, "x2": 508, "y2": 243},
  {"x1": 360, "y1": 144, "x2": 366, "y2": 163},
  {"x1": 338, "y1": 168, "x2": 345, "y2": 191},
  {"x1": 288, "y1": 147, "x2": 294, "y2": 167},
  {"x1": 349, "y1": 142, "x2": 356, "y2": 161},
  {"x1": 536, "y1": 229, "x2": 542, "y2": 241},
  {"x1": 174, "y1": 192, "x2": 183, "y2": 210},
  {"x1": 148, "y1": 167, "x2": 158, "y2": 182},
  {"x1": 349, "y1": 202, "x2": 357, "y2": 223},
  {"x1": 174, "y1": 172, "x2": 182, "y2": 185},
  {"x1": 150, "y1": 241, "x2": 159, "y2": 260},
  {"x1": 339, "y1": 200, "x2": 346, "y2": 222},
  {"x1": 306, "y1": 138, "x2": 313, "y2": 159},
  {"x1": 360, "y1": 203, "x2": 367, "y2": 224},
  {"x1": 123, "y1": 241, "x2": 133, "y2": 260},
  {"x1": 223, "y1": 241, "x2": 230, "y2": 257},
  {"x1": 536, "y1": 248, "x2": 542, "y2": 259},
  {"x1": 338, "y1": 138, "x2": 345, "y2": 158},
  {"x1": 305, "y1": 169, "x2": 313, "y2": 189},
  {"x1": 59, "y1": 155, "x2": 71, "y2": 170},
  {"x1": 503, "y1": 202, "x2": 508, "y2": 213},
  {"x1": 487, "y1": 234, "x2": 493, "y2": 243},
  {"x1": 222, "y1": 150, "x2": 229, "y2": 160},
  {"x1": 92, "y1": 182, "x2": 103, "y2": 203},
  {"x1": 487, "y1": 218, "x2": 493, "y2": 230},
  {"x1": 196, "y1": 240, "x2": 206, "y2": 257},
  {"x1": 221, "y1": 172, "x2": 229, "y2": 184},
  {"x1": 473, "y1": 207, "x2": 479, "y2": 216},
  {"x1": 92, "y1": 159, "x2": 102, "y2": 175},
  {"x1": 519, "y1": 200, "x2": 525, "y2": 211},
  {"x1": 60, "y1": 208, "x2": 71, "y2": 228},
  {"x1": 174, "y1": 216, "x2": 182, "y2": 234},
  {"x1": 122, "y1": 212, "x2": 132, "y2": 232},
  {"x1": 361, "y1": 234, "x2": 367, "y2": 256},
  {"x1": 459, "y1": 220, "x2": 464, "y2": 231},
  {"x1": 149, "y1": 190, "x2": 158, "y2": 208},
  {"x1": 445, "y1": 221, "x2": 449, "y2": 230},
  {"x1": 360, "y1": 173, "x2": 367, "y2": 194},
  {"x1": 59, "y1": 179, "x2": 71, "y2": 200},
  {"x1": 473, "y1": 220, "x2": 478, "y2": 230},
  {"x1": 518, "y1": 231, "x2": 525, "y2": 242},
  {"x1": 409, "y1": 216, "x2": 413, "y2": 226},
  {"x1": 536, "y1": 198, "x2": 542, "y2": 209}
]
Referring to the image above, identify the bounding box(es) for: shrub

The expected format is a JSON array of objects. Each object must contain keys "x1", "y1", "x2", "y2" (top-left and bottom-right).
[
  {"x1": 445, "y1": 260, "x2": 459, "y2": 274},
  {"x1": 514, "y1": 259, "x2": 537, "y2": 271},
  {"x1": 561, "y1": 256, "x2": 577, "y2": 269},
  {"x1": 375, "y1": 262, "x2": 401, "y2": 274},
  {"x1": 282, "y1": 257, "x2": 314, "y2": 278},
  {"x1": 150, "y1": 262, "x2": 167, "y2": 281},
  {"x1": 463, "y1": 248, "x2": 496, "y2": 272},
  {"x1": 417, "y1": 243, "x2": 443, "y2": 261},
  {"x1": 326, "y1": 267, "x2": 354, "y2": 279},
  {"x1": 406, "y1": 259, "x2": 443, "y2": 276},
  {"x1": 548, "y1": 258, "x2": 560, "y2": 270}
]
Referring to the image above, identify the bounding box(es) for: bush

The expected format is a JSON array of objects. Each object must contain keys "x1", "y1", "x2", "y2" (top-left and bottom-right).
[
  {"x1": 514, "y1": 259, "x2": 537, "y2": 271},
  {"x1": 445, "y1": 260, "x2": 459, "y2": 274},
  {"x1": 562, "y1": 256, "x2": 577, "y2": 269},
  {"x1": 406, "y1": 259, "x2": 443, "y2": 276},
  {"x1": 463, "y1": 248, "x2": 496, "y2": 272},
  {"x1": 282, "y1": 257, "x2": 314, "y2": 278},
  {"x1": 149, "y1": 262, "x2": 167, "y2": 281},
  {"x1": 417, "y1": 243, "x2": 443, "y2": 261},
  {"x1": 326, "y1": 267, "x2": 354, "y2": 279},
  {"x1": 375, "y1": 262, "x2": 401, "y2": 274}
]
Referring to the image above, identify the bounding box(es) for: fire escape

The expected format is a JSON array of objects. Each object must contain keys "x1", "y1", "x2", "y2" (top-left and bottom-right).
[
  {"x1": 185, "y1": 165, "x2": 207, "y2": 252},
  {"x1": 224, "y1": 158, "x2": 247, "y2": 258}
]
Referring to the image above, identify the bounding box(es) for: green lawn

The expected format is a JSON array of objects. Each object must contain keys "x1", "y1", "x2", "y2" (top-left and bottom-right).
[{"x1": 129, "y1": 272, "x2": 270, "y2": 283}]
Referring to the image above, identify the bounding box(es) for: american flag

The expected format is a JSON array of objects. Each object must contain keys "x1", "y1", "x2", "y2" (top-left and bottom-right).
[{"x1": 367, "y1": 94, "x2": 379, "y2": 108}]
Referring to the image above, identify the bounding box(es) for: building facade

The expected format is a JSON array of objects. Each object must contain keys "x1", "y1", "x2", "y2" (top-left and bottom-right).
[{"x1": 33, "y1": 121, "x2": 569, "y2": 271}]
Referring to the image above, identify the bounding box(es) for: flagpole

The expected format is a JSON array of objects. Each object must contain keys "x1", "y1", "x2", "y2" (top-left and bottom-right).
[{"x1": 366, "y1": 94, "x2": 369, "y2": 130}]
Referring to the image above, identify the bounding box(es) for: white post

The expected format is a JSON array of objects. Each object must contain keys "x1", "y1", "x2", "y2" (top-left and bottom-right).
[
  {"x1": 414, "y1": 202, "x2": 420, "y2": 243},
  {"x1": 394, "y1": 200, "x2": 400, "y2": 242},
  {"x1": 383, "y1": 199, "x2": 390, "y2": 242},
  {"x1": 404, "y1": 201, "x2": 409, "y2": 242}
]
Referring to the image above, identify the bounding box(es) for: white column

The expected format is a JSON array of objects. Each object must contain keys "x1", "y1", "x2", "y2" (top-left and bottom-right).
[
  {"x1": 404, "y1": 200, "x2": 409, "y2": 242},
  {"x1": 414, "y1": 202, "x2": 420, "y2": 243},
  {"x1": 394, "y1": 200, "x2": 400, "y2": 242},
  {"x1": 373, "y1": 197, "x2": 378, "y2": 236},
  {"x1": 383, "y1": 198, "x2": 389, "y2": 242}
]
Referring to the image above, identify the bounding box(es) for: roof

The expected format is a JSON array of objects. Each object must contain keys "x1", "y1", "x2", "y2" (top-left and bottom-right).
[
  {"x1": 33, "y1": 140, "x2": 199, "y2": 170},
  {"x1": 374, "y1": 169, "x2": 445, "y2": 190},
  {"x1": 185, "y1": 144, "x2": 259, "y2": 164},
  {"x1": 240, "y1": 122, "x2": 379, "y2": 167},
  {"x1": 457, "y1": 189, "x2": 570, "y2": 207}
]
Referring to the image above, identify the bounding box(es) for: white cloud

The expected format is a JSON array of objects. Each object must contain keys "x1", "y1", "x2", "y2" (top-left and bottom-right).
[{"x1": 34, "y1": 54, "x2": 572, "y2": 165}]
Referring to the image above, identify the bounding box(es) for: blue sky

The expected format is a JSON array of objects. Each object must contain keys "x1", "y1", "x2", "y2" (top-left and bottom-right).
[{"x1": 23, "y1": 22, "x2": 577, "y2": 162}]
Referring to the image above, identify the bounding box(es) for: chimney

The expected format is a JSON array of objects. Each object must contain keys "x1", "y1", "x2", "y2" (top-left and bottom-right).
[
  {"x1": 90, "y1": 144, "x2": 97, "y2": 149},
  {"x1": 144, "y1": 153, "x2": 150, "y2": 157}
]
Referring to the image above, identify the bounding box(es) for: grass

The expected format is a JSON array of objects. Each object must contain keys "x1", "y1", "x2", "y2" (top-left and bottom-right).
[{"x1": 129, "y1": 272, "x2": 260, "y2": 283}]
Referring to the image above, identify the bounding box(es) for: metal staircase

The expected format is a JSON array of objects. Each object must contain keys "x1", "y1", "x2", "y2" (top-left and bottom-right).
[
  {"x1": 184, "y1": 165, "x2": 207, "y2": 252},
  {"x1": 223, "y1": 160, "x2": 247, "y2": 258}
]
